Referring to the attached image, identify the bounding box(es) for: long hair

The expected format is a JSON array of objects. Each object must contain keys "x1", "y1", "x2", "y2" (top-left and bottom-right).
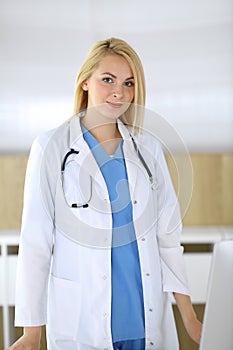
[{"x1": 73, "y1": 38, "x2": 146, "y2": 133}]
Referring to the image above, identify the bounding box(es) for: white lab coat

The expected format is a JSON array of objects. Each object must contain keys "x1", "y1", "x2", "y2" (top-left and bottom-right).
[{"x1": 15, "y1": 113, "x2": 190, "y2": 350}]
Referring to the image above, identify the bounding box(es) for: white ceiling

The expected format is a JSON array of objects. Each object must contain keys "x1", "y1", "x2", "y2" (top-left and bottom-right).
[{"x1": 1, "y1": 0, "x2": 233, "y2": 152}]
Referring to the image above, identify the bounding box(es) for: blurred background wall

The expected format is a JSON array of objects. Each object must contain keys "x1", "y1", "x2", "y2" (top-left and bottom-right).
[
  {"x1": 0, "y1": 0, "x2": 232, "y2": 349},
  {"x1": 1, "y1": 0, "x2": 233, "y2": 152},
  {"x1": 0, "y1": 0, "x2": 232, "y2": 227}
]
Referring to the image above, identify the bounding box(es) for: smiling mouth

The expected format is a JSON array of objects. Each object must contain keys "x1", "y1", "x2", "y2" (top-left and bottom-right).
[{"x1": 106, "y1": 101, "x2": 123, "y2": 108}]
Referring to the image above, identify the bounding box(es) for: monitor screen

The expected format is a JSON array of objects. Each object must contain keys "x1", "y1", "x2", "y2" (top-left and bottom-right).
[{"x1": 199, "y1": 240, "x2": 233, "y2": 350}]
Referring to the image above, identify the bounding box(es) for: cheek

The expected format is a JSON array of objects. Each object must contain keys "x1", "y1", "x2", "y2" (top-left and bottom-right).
[
  {"x1": 128, "y1": 89, "x2": 135, "y2": 102},
  {"x1": 88, "y1": 85, "x2": 107, "y2": 102},
  {"x1": 122, "y1": 87, "x2": 134, "y2": 102},
  {"x1": 96, "y1": 84, "x2": 111, "y2": 97}
]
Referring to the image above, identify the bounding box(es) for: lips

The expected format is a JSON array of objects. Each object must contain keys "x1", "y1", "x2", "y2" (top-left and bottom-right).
[{"x1": 106, "y1": 101, "x2": 123, "y2": 108}]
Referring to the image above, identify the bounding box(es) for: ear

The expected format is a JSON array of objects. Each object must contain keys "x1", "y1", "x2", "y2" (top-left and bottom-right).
[{"x1": 81, "y1": 80, "x2": 88, "y2": 91}]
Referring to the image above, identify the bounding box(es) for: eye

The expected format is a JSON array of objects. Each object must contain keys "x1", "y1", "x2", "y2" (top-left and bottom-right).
[
  {"x1": 124, "y1": 81, "x2": 134, "y2": 87},
  {"x1": 102, "y1": 77, "x2": 113, "y2": 84}
]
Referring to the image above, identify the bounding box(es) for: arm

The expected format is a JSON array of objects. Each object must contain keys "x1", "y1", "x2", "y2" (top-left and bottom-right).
[
  {"x1": 154, "y1": 143, "x2": 202, "y2": 343},
  {"x1": 173, "y1": 292, "x2": 202, "y2": 345},
  {"x1": 8, "y1": 326, "x2": 41, "y2": 350},
  {"x1": 13, "y1": 134, "x2": 57, "y2": 350},
  {"x1": 155, "y1": 143, "x2": 190, "y2": 295},
  {"x1": 15, "y1": 137, "x2": 54, "y2": 326}
]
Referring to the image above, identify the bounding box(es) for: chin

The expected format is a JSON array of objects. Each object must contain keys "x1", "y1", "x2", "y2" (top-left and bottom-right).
[{"x1": 95, "y1": 104, "x2": 125, "y2": 120}]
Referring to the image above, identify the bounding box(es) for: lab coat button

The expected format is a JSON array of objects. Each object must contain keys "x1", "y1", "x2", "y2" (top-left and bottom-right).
[
  {"x1": 149, "y1": 308, "x2": 153, "y2": 312},
  {"x1": 146, "y1": 273, "x2": 150, "y2": 276},
  {"x1": 133, "y1": 200, "x2": 137, "y2": 204},
  {"x1": 102, "y1": 275, "x2": 107, "y2": 280},
  {"x1": 151, "y1": 182, "x2": 158, "y2": 190},
  {"x1": 141, "y1": 237, "x2": 146, "y2": 241},
  {"x1": 150, "y1": 342, "x2": 154, "y2": 346},
  {"x1": 103, "y1": 237, "x2": 109, "y2": 245}
]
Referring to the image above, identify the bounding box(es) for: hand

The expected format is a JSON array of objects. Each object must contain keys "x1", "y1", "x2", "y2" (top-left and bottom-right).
[
  {"x1": 7, "y1": 327, "x2": 41, "y2": 350},
  {"x1": 184, "y1": 315, "x2": 202, "y2": 344},
  {"x1": 173, "y1": 292, "x2": 202, "y2": 345}
]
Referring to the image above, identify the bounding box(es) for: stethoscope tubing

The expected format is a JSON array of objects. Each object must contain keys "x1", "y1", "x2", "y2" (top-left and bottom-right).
[
  {"x1": 61, "y1": 148, "x2": 80, "y2": 172},
  {"x1": 61, "y1": 136, "x2": 157, "y2": 208}
]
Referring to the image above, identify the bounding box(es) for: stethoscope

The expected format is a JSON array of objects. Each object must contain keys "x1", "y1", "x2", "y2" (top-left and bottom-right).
[{"x1": 61, "y1": 136, "x2": 157, "y2": 208}]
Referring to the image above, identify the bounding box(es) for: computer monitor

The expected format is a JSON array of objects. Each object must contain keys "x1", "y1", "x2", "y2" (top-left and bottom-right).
[{"x1": 199, "y1": 240, "x2": 233, "y2": 350}]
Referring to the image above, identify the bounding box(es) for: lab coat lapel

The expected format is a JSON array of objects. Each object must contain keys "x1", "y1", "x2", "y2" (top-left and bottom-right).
[
  {"x1": 117, "y1": 120, "x2": 139, "y2": 197},
  {"x1": 68, "y1": 115, "x2": 109, "y2": 197},
  {"x1": 68, "y1": 115, "x2": 140, "y2": 198}
]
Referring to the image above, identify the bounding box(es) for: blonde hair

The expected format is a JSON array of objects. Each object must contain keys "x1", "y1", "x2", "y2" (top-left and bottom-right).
[{"x1": 73, "y1": 37, "x2": 146, "y2": 133}]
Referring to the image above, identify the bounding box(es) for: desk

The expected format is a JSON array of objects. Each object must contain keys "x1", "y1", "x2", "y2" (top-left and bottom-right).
[{"x1": 0, "y1": 227, "x2": 233, "y2": 349}]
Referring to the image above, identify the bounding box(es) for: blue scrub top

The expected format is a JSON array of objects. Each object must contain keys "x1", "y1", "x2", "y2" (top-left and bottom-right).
[{"x1": 82, "y1": 126, "x2": 145, "y2": 342}]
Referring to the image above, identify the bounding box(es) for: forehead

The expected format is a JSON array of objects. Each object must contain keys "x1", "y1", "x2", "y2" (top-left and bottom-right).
[{"x1": 95, "y1": 54, "x2": 133, "y2": 77}]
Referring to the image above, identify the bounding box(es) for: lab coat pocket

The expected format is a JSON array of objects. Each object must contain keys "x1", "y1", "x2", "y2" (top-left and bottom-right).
[{"x1": 48, "y1": 274, "x2": 82, "y2": 339}]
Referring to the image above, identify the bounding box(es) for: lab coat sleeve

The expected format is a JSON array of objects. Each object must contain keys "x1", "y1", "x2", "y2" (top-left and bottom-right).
[
  {"x1": 15, "y1": 134, "x2": 55, "y2": 326},
  {"x1": 155, "y1": 143, "x2": 190, "y2": 295}
]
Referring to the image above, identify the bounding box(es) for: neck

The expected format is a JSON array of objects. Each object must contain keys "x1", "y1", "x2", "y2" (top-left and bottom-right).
[
  {"x1": 81, "y1": 114, "x2": 121, "y2": 143},
  {"x1": 81, "y1": 113, "x2": 122, "y2": 156}
]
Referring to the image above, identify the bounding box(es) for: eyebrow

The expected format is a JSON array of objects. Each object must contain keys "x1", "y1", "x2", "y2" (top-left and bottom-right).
[{"x1": 101, "y1": 72, "x2": 134, "y2": 80}]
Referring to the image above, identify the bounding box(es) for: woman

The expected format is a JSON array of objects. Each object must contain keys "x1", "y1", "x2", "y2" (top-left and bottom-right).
[{"x1": 9, "y1": 38, "x2": 201, "y2": 350}]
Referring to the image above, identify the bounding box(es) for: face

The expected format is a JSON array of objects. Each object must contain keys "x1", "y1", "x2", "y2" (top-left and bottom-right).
[{"x1": 82, "y1": 54, "x2": 135, "y2": 120}]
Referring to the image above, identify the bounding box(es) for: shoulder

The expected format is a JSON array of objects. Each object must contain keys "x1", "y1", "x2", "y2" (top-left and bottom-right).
[
  {"x1": 134, "y1": 128, "x2": 164, "y2": 159},
  {"x1": 26, "y1": 121, "x2": 71, "y2": 182},
  {"x1": 31, "y1": 120, "x2": 70, "y2": 156},
  {"x1": 33, "y1": 128, "x2": 57, "y2": 151}
]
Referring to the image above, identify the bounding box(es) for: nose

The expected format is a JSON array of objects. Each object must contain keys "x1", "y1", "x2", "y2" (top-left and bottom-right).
[{"x1": 112, "y1": 84, "x2": 123, "y2": 99}]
